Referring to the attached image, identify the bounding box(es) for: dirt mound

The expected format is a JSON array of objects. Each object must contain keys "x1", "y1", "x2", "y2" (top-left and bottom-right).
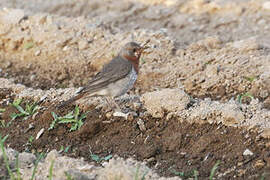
[{"x1": 1, "y1": 93, "x2": 270, "y2": 179}]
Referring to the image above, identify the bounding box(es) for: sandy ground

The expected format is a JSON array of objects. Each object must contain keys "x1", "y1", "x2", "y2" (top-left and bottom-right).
[{"x1": 1, "y1": 0, "x2": 270, "y2": 179}]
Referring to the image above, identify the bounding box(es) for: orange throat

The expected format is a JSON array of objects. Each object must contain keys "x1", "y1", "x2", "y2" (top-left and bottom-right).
[{"x1": 124, "y1": 55, "x2": 139, "y2": 73}]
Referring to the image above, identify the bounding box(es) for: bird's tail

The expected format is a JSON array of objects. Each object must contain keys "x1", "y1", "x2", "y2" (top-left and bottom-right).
[{"x1": 56, "y1": 93, "x2": 85, "y2": 109}]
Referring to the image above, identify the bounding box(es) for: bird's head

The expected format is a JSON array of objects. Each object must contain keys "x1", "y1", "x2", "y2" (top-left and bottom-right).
[
  {"x1": 118, "y1": 40, "x2": 150, "y2": 73},
  {"x1": 119, "y1": 42, "x2": 143, "y2": 62}
]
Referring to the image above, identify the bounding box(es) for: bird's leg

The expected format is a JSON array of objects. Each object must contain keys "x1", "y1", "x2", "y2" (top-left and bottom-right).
[{"x1": 105, "y1": 97, "x2": 121, "y2": 112}]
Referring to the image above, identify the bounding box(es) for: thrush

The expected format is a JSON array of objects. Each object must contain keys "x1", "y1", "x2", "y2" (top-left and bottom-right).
[{"x1": 57, "y1": 41, "x2": 149, "y2": 110}]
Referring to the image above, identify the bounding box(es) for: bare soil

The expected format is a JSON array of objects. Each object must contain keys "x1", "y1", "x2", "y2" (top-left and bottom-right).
[{"x1": 1, "y1": 90, "x2": 270, "y2": 179}]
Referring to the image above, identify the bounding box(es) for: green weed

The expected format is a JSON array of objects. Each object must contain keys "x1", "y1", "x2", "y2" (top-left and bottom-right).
[
  {"x1": 49, "y1": 105, "x2": 87, "y2": 131},
  {"x1": 10, "y1": 99, "x2": 39, "y2": 121},
  {"x1": 90, "y1": 153, "x2": 112, "y2": 163}
]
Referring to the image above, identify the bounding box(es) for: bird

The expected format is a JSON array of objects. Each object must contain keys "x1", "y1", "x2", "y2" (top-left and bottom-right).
[{"x1": 57, "y1": 40, "x2": 150, "y2": 110}]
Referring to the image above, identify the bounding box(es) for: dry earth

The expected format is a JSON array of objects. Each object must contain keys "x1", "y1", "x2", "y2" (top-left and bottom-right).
[{"x1": 1, "y1": 0, "x2": 270, "y2": 179}]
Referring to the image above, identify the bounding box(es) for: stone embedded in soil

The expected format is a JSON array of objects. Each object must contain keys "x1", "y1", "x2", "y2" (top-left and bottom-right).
[
  {"x1": 141, "y1": 88, "x2": 190, "y2": 118},
  {"x1": 243, "y1": 149, "x2": 253, "y2": 156}
]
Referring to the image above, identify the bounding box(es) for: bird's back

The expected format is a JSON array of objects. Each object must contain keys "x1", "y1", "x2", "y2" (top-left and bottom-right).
[{"x1": 78, "y1": 55, "x2": 133, "y2": 96}]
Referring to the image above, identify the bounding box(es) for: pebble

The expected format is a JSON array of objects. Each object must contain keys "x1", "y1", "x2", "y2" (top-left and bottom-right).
[
  {"x1": 30, "y1": 75, "x2": 36, "y2": 81},
  {"x1": 113, "y1": 111, "x2": 128, "y2": 119},
  {"x1": 137, "y1": 119, "x2": 146, "y2": 132},
  {"x1": 36, "y1": 128, "x2": 45, "y2": 140},
  {"x1": 105, "y1": 112, "x2": 112, "y2": 119},
  {"x1": 34, "y1": 50, "x2": 41, "y2": 56},
  {"x1": 63, "y1": 46, "x2": 69, "y2": 51},
  {"x1": 243, "y1": 149, "x2": 253, "y2": 156}
]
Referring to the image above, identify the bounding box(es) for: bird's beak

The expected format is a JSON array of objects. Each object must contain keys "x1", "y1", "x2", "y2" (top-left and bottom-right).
[
  {"x1": 136, "y1": 39, "x2": 150, "y2": 58},
  {"x1": 135, "y1": 48, "x2": 143, "y2": 58}
]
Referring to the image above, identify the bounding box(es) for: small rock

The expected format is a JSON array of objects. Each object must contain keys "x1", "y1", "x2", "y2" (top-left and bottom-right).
[
  {"x1": 30, "y1": 75, "x2": 36, "y2": 81},
  {"x1": 243, "y1": 149, "x2": 253, "y2": 156},
  {"x1": 105, "y1": 112, "x2": 112, "y2": 119},
  {"x1": 145, "y1": 157, "x2": 156, "y2": 163},
  {"x1": 113, "y1": 111, "x2": 128, "y2": 119},
  {"x1": 39, "y1": 95, "x2": 47, "y2": 102},
  {"x1": 137, "y1": 119, "x2": 146, "y2": 132},
  {"x1": 141, "y1": 88, "x2": 190, "y2": 118},
  {"x1": 34, "y1": 50, "x2": 41, "y2": 56},
  {"x1": 63, "y1": 46, "x2": 69, "y2": 51},
  {"x1": 36, "y1": 128, "x2": 45, "y2": 140},
  {"x1": 25, "y1": 123, "x2": 34, "y2": 133},
  {"x1": 32, "y1": 111, "x2": 39, "y2": 120}
]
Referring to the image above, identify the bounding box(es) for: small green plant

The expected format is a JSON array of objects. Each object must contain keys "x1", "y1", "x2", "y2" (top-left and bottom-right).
[
  {"x1": 28, "y1": 136, "x2": 34, "y2": 144},
  {"x1": 169, "y1": 168, "x2": 198, "y2": 180},
  {"x1": 30, "y1": 153, "x2": 45, "y2": 180},
  {"x1": 48, "y1": 160, "x2": 54, "y2": 180},
  {"x1": 0, "y1": 134, "x2": 16, "y2": 180},
  {"x1": 0, "y1": 134, "x2": 45, "y2": 180},
  {"x1": 140, "y1": 57, "x2": 146, "y2": 64},
  {"x1": 15, "y1": 153, "x2": 22, "y2": 180},
  {"x1": 237, "y1": 92, "x2": 254, "y2": 104},
  {"x1": 10, "y1": 99, "x2": 39, "y2": 121},
  {"x1": 0, "y1": 108, "x2": 5, "y2": 112},
  {"x1": 209, "y1": 160, "x2": 220, "y2": 180},
  {"x1": 49, "y1": 105, "x2": 87, "y2": 131},
  {"x1": 243, "y1": 76, "x2": 256, "y2": 82},
  {"x1": 90, "y1": 153, "x2": 112, "y2": 163},
  {"x1": 59, "y1": 145, "x2": 70, "y2": 153},
  {"x1": 65, "y1": 172, "x2": 74, "y2": 180},
  {"x1": 24, "y1": 41, "x2": 34, "y2": 50}
]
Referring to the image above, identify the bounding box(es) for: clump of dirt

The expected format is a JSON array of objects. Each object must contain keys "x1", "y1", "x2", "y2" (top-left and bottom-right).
[{"x1": 1, "y1": 90, "x2": 270, "y2": 179}]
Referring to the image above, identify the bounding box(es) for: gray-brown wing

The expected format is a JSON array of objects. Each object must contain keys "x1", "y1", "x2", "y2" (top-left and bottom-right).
[{"x1": 78, "y1": 56, "x2": 132, "y2": 93}]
